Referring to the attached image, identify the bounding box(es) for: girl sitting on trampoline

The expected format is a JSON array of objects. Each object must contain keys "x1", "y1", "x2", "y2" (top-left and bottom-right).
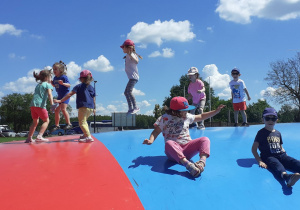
[{"x1": 143, "y1": 96, "x2": 225, "y2": 177}]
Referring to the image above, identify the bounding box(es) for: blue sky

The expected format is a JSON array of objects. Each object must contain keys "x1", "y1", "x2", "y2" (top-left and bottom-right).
[{"x1": 1, "y1": 0, "x2": 300, "y2": 117}]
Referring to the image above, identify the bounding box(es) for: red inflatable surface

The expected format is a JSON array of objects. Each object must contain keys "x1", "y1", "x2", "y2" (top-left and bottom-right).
[{"x1": 0, "y1": 135, "x2": 143, "y2": 210}]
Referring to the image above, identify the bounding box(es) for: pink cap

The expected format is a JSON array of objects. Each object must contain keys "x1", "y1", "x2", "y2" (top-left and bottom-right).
[
  {"x1": 120, "y1": 39, "x2": 135, "y2": 48},
  {"x1": 170, "y1": 97, "x2": 195, "y2": 111},
  {"x1": 79, "y1": 70, "x2": 92, "y2": 79}
]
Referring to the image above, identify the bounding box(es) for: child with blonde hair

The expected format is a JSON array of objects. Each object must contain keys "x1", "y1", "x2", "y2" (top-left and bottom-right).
[
  {"x1": 51, "y1": 60, "x2": 72, "y2": 131},
  {"x1": 54, "y1": 70, "x2": 95, "y2": 143},
  {"x1": 25, "y1": 69, "x2": 54, "y2": 143},
  {"x1": 120, "y1": 39, "x2": 142, "y2": 115}
]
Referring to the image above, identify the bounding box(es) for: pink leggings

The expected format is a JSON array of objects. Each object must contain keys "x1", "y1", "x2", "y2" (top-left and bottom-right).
[{"x1": 165, "y1": 137, "x2": 210, "y2": 163}]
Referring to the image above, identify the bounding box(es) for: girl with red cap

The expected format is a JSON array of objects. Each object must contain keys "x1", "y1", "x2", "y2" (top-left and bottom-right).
[
  {"x1": 143, "y1": 96, "x2": 225, "y2": 177},
  {"x1": 54, "y1": 70, "x2": 96, "y2": 143},
  {"x1": 120, "y1": 39, "x2": 143, "y2": 115}
]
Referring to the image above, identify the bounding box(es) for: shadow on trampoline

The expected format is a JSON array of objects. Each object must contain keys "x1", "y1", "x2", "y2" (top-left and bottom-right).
[{"x1": 128, "y1": 155, "x2": 196, "y2": 180}]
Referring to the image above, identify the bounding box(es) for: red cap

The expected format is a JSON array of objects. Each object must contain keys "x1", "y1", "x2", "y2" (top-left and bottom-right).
[
  {"x1": 170, "y1": 97, "x2": 195, "y2": 111},
  {"x1": 79, "y1": 70, "x2": 92, "y2": 79},
  {"x1": 120, "y1": 39, "x2": 135, "y2": 48}
]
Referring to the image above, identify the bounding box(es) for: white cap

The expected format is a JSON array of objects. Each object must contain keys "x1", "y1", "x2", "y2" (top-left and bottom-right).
[{"x1": 187, "y1": 67, "x2": 199, "y2": 75}]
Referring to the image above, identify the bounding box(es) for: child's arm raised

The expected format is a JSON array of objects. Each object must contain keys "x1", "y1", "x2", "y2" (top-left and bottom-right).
[
  {"x1": 252, "y1": 142, "x2": 267, "y2": 168},
  {"x1": 143, "y1": 126, "x2": 161, "y2": 145},
  {"x1": 194, "y1": 104, "x2": 225, "y2": 122}
]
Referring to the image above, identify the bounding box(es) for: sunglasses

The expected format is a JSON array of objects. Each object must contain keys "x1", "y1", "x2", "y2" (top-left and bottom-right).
[
  {"x1": 231, "y1": 72, "x2": 239, "y2": 75},
  {"x1": 264, "y1": 116, "x2": 278, "y2": 121}
]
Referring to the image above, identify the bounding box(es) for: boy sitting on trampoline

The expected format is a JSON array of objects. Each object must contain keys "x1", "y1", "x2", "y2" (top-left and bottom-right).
[
  {"x1": 252, "y1": 108, "x2": 300, "y2": 187},
  {"x1": 143, "y1": 96, "x2": 225, "y2": 177}
]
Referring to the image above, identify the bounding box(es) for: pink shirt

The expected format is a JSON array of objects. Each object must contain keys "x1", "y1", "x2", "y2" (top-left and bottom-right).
[{"x1": 188, "y1": 79, "x2": 206, "y2": 104}]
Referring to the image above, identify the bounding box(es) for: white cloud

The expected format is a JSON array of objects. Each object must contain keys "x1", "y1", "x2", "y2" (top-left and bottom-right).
[
  {"x1": 260, "y1": 86, "x2": 277, "y2": 99},
  {"x1": 202, "y1": 64, "x2": 232, "y2": 99},
  {"x1": 0, "y1": 24, "x2": 23, "y2": 36},
  {"x1": 133, "y1": 88, "x2": 145, "y2": 96},
  {"x1": 3, "y1": 69, "x2": 38, "y2": 93},
  {"x1": 207, "y1": 27, "x2": 214, "y2": 32},
  {"x1": 8, "y1": 53, "x2": 26, "y2": 60},
  {"x1": 149, "y1": 48, "x2": 175, "y2": 58},
  {"x1": 66, "y1": 61, "x2": 82, "y2": 80},
  {"x1": 216, "y1": 0, "x2": 300, "y2": 24},
  {"x1": 83, "y1": 55, "x2": 114, "y2": 72},
  {"x1": 145, "y1": 110, "x2": 154, "y2": 116},
  {"x1": 138, "y1": 100, "x2": 151, "y2": 108},
  {"x1": 127, "y1": 19, "x2": 196, "y2": 47}
]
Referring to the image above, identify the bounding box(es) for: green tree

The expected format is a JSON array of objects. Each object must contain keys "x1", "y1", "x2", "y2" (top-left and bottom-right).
[
  {"x1": 153, "y1": 104, "x2": 162, "y2": 118},
  {"x1": 264, "y1": 53, "x2": 300, "y2": 121},
  {"x1": 278, "y1": 104, "x2": 298, "y2": 122},
  {"x1": 136, "y1": 114, "x2": 156, "y2": 129},
  {"x1": 247, "y1": 100, "x2": 271, "y2": 123},
  {"x1": 0, "y1": 93, "x2": 34, "y2": 132}
]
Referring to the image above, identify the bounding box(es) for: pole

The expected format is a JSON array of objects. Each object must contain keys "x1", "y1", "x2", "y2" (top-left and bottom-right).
[
  {"x1": 209, "y1": 77, "x2": 211, "y2": 123},
  {"x1": 94, "y1": 80, "x2": 97, "y2": 133}
]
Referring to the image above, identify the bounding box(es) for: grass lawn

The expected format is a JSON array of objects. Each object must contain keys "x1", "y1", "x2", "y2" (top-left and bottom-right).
[{"x1": 0, "y1": 137, "x2": 26, "y2": 143}]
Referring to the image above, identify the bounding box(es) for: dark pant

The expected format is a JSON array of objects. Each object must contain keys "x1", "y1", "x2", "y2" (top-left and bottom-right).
[
  {"x1": 262, "y1": 153, "x2": 300, "y2": 177},
  {"x1": 124, "y1": 79, "x2": 138, "y2": 111}
]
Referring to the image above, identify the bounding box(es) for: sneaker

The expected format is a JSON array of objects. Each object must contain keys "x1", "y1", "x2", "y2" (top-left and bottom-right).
[
  {"x1": 79, "y1": 136, "x2": 94, "y2": 143},
  {"x1": 79, "y1": 135, "x2": 85, "y2": 140},
  {"x1": 131, "y1": 107, "x2": 140, "y2": 114},
  {"x1": 234, "y1": 123, "x2": 238, "y2": 127},
  {"x1": 241, "y1": 122, "x2": 249, "y2": 127},
  {"x1": 51, "y1": 125, "x2": 60, "y2": 132},
  {"x1": 197, "y1": 124, "x2": 205, "y2": 130},
  {"x1": 127, "y1": 109, "x2": 134, "y2": 116},
  {"x1": 25, "y1": 138, "x2": 35, "y2": 143},
  {"x1": 36, "y1": 135, "x2": 49, "y2": 142},
  {"x1": 64, "y1": 124, "x2": 73, "y2": 130},
  {"x1": 185, "y1": 162, "x2": 201, "y2": 177},
  {"x1": 285, "y1": 173, "x2": 300, "y2": 187}
]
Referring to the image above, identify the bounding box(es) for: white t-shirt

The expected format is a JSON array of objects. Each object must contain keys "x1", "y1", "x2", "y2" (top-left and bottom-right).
[
  {"x1": 125, "y1": 53, "x2": 139, "y2": 80},
  {"x1": 154, "y1": 113, "x2": 195, "y2": 145},
  {"x1": 229, "y1": 79, "x2": 247, "y2": 103}
]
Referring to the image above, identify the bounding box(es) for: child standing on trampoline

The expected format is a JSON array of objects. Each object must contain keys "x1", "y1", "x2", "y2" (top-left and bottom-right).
[
  {"x1": 229, "y1": 68, "x2": 251, "y2": 126},
  {"x1": 51, "y1": 61, "x2": 72, "y2": 131},
  {"x1": 187, "y1": 67, "x2": 206, "y2": 130},
  {"x1": 143, "y1": 96, "x2": 225, "y2": 177},
  {"x1": 54, "y1": 70, "x2": 95, "y2": 143},
  {"x1": 120, "y1": 39, "x2": 142, "y2": 115},
  {"x1": 25, "y1": 69, "x2": 54, "y2": 143},
  {"x1": 252, "y1": 108, "x2": 300, "y2": 187}
]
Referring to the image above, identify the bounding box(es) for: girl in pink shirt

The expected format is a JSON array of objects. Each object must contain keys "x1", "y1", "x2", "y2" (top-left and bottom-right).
[{"x1": 187, "y1": 67, "x2": 206, "y2": 129}]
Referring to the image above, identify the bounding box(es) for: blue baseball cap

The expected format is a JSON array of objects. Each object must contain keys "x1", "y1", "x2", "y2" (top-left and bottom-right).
[
  {"x1": 262, "y1": 107, "x2": 278, "y2": 117},
  {"x1": 231, "y1": 68, "x2": 240, "y2": 74}
]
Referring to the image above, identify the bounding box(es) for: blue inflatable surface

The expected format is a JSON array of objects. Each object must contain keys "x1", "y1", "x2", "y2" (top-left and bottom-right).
[{"x1": 94, "y1": 123, "x2": 300, "y2": 210}]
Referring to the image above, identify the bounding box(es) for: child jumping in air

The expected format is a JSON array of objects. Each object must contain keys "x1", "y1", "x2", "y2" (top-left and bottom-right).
[
  {"x1": 54, "y1": 70, "x2": 95, "y2": 143},
  {"x1": 229, "y1": 68, "x2": 251, "y2": 126},
  {"x1": 143, "y1": 96, "x2": 225, "y2": 177},
  {"x1": 51, "y1": 60, "x2": 72, "y2": 131},
  {"x1": 120, "y1": 39, "x2": 142, "y2": 115},
  {"x1": 252, "y1": 107, "x2": 300, "y2": 187},
  {"x1": 25, "y1": 69, "x2": 54, "y2": 143},
  {"x1": 187, "y1": 67, "x2": 206, "y2": 130}
]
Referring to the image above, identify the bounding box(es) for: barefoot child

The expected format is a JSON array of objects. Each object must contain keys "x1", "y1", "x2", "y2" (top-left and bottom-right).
[{"x1": 143, "y1": 96, "x2": 225, "y2": 177}]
